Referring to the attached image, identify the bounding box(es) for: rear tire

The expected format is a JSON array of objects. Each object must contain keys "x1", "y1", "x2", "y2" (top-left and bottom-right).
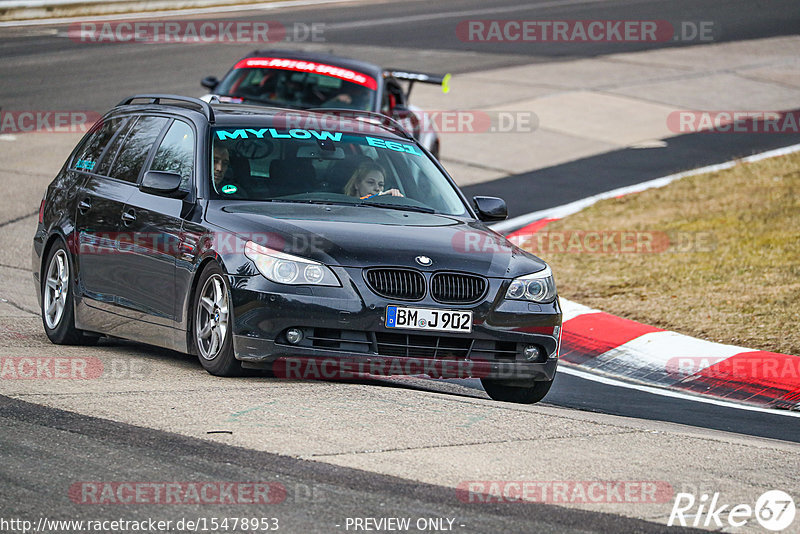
[
  {"x1": 192, "y1": 263, "x2": 242, "y2": 377},
  {"x1": 41, "y1": 240, "x2": 98, "y2": 346},
  {"x1": 481, "y1": 378, "x2": 553, "y2": 404}
]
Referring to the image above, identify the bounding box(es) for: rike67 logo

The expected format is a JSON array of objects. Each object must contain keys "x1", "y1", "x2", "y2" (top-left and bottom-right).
[{"x1": 669, "y1": 490, "x2": 795, "y2": 531}]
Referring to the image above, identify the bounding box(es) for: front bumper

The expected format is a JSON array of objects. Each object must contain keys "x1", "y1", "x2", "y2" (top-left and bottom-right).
[{"x1": 228, "y1": 266, "x2": 561, "y2": 382}]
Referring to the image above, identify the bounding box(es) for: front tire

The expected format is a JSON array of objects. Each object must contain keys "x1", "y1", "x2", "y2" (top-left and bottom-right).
[
  {"x1": 481, "y1": 378, "x2": 553, "y2": 404},
  {"x1": 41, "y1": 240, "x2": 98, "y2": 345},
  {"x1": 192, "y1": 263, "x2": 242, "y2": 376}
]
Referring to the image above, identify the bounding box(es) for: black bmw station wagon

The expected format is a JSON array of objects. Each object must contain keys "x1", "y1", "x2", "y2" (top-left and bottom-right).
[{"x1": 33, "y1": 95, "x2": 561, "y2": 403}]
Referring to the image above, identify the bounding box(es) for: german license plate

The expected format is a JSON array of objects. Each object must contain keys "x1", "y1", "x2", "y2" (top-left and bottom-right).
[{"x1": 386, "y1": 306, "x2": 472, "y2": 333}]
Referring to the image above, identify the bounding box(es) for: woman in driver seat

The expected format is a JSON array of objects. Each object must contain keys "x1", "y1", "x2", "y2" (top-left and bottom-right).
[{"x1": 343, "y1": 160, "x2": 402, "y2": 199}]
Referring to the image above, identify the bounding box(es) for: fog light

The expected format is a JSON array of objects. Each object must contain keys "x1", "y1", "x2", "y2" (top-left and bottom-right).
[
  {"x1": 523, "y1": 344, "x2": 542, "y2": 361},
  {"x1": 286, "y1": 328, "x2": 303, "y2": 344}
]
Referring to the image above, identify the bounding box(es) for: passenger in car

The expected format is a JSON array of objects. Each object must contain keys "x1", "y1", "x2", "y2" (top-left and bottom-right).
[
  {"x1": 213, "y1": 144, "x2": 230, "y2": 190},
  {"x1": 343, "y1": 160, "x2": 402, "y2": 199},
  {"x1": 322, "y1": 83, "x2": 370, "y2": 110}
]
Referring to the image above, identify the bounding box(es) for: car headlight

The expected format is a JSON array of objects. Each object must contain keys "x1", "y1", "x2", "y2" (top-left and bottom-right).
[
  {"x1": 244, "y1": 241, "x2": 340, "y2": 286},
  {"x1": 505, "y1": 266, "x2": 557, "y2": 303}
]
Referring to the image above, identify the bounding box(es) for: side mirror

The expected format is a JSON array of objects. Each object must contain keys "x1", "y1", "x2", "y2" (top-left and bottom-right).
[
  {"x1": 140, "y1": 170, "x2": 187, "y2": 199},
  {"x1": 201, "y1": 76, "x2": 219, "y2": 91},
  {"x1": 473, "y1": 196, "x2": 508, "y2": 222}
]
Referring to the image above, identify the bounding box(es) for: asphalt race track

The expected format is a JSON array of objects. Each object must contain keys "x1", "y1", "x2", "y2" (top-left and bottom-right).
[
  {"x1": 2, "y1": 0, "x2": 800, "y2": 111},
  {"x1": 1, "y1": 395, "x2": 707, "y2": 534},
  {"x1": 1, "y1": 0, "x2": 799, "y2": 532}
]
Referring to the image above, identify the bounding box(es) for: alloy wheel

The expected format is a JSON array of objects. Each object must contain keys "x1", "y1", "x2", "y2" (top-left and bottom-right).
[
  {"x1": 195, "y1": 274, "x2": 230, "y2": 360},
  {"x1": 43, "y1": 249, "x2": 69, "y2": 330}
]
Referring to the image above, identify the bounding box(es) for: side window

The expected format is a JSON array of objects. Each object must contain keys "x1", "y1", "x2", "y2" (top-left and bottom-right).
[
  {"x1": 96, "y1": 118, "x2": 136, "y2": 176},
  {"x1": 71, "y1": 116, "x2": 129, "y2": 173},
  {"x1": 150, "y1": 120, "x2": 195, "y2": 192},
  {"x1": 391, "y1": 83, "x2": 406, "y2": 107},
  {"x1": 380, "y1": 88, "x2": 391, "y2": 115},
  {"x1": 107, "y1": 116, "x2": 169, "y2": 183},
  {"x1": 380, "y1": 82, "x2": 405, "y2": 115}
]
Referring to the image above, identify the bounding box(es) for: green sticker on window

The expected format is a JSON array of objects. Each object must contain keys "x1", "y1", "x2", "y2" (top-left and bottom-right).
[{"x1": 221, "y1": 184, "x2": 238, "y2": 194}]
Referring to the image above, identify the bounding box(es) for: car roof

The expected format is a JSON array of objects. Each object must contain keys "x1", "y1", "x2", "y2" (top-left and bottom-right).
[
  {"x1": 211, "y1": 104, "x2": 409, "y2": 140},
  {"x1": 110, "y1": 98, "x2": 412, "y2": 141},
  {"x1": 245, "y1": 48, "x2": 384, "y2": 80}
]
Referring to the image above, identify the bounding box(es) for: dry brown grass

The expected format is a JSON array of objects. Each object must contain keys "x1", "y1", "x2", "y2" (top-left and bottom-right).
[{"x1": 518, "y1": 151, "x2": 800, "y2": 356}]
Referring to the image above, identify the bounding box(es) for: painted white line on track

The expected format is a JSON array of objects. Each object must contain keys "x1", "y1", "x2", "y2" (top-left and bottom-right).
[
  {"x1": 492, "y1": 142, "x2": 800, "y2": 233},
  {"x1": 559, "y1": 365, "x2": 800, "y2": 418}
]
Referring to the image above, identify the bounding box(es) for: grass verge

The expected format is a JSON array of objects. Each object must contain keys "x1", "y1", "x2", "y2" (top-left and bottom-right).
[{"x1": 518, "y1": 151, "x2": 800, "y2": 356}]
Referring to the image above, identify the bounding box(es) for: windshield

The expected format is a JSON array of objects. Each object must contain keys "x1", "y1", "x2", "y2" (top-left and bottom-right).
[
  {"x1": 210, "y1": 126, "x2": 468, "y2": 216},
  {"x1": 215, "y1": 58, "x2": 377, "y2": 111}
]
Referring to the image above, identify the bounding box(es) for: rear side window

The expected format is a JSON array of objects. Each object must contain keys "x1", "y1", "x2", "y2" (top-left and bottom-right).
[
  {"x1": 71, "y1": 116, "x2": 129, "y2": 172},
  {"x1": 107, "y1": 116, "x2": 169, "y2": 183},
  {"x1": 96, "y1": 118, "x2": 135, "y2": 176},
  {"x1": 149, "y1": 120, "x2": 195, "y2": 192}
]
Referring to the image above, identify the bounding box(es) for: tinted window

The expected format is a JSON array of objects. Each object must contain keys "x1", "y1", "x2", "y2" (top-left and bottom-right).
[
  {"x1": 71, "y1": 116, "x2": 129, "y2": 173},
  {"x1": 96, "y1": 118, "x2": 135, "y2": 176},
  {"x1": 211, "y1": 126, "x2": 467, "y2": 216},
  {"x1": 108, "y1": 116, "x2": 169, "y2": 183},
  {"x1": 150, "y1": 120, "x2": 195, "y2": 192},
  {"x1": 216, "y1": 67, "x2": 375, "y2": 111},
  {"x1": 382, "y1": 81, "x2": 407, "y2": 113}
]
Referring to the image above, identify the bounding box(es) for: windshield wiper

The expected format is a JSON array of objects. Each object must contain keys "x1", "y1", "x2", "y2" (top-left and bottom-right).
[
  {"x1": 242, "y1": 198, "x2": 435, "y2": 213},
  {"x1": 264, "y1": 198, "x2": 358, "y2": 206},
  {"x1": 359, "y1": 201, "x2": 435, "y2": 214}
]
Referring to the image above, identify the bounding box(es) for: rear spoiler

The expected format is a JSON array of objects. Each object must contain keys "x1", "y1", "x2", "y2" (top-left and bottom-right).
[{"x1": 386, "y1": 70, "x2": 451, "y2": 98}]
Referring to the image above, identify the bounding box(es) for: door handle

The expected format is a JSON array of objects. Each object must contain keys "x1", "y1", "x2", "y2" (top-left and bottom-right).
[
  {"x1": 78, "y1": 198, "x2": 92, "y2": 214},
  {"x1": 121, "y1": 209, "x2": 136, "y2": 225}
]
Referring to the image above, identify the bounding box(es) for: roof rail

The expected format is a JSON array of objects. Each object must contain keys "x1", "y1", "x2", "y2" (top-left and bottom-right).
[
  {"x1": 117, "y1": 94, "x2": 215, "y2": 123},
  {"x1": 307, "y1": 108, "x2": 414, "y2": 140}
]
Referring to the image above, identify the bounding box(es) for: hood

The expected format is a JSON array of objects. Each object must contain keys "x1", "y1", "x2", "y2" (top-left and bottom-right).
[{"x1": 206, "y1": 201, "x2": 545, "y2": 278}]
